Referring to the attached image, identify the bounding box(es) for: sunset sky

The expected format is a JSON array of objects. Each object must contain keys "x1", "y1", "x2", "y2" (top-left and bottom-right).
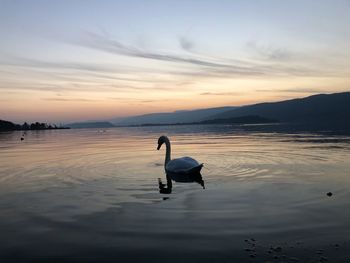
[{"x1": 1, "y1": 0, "x2": 349, "y2": 123}]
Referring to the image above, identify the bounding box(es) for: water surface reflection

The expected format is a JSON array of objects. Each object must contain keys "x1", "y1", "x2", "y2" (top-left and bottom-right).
[{"x1": 0, "y1": 126, "x2": 350, "y2": 262}]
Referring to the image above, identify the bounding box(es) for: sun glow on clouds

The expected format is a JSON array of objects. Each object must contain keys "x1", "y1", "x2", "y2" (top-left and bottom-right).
[{"x1": 0, "y1": 0, "x2": 350, "y2": 122}]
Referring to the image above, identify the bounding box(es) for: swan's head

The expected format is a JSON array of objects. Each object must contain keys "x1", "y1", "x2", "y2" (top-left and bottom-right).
[{"x1": 157, "y1": 135, "x2": 168, "y2": 150}]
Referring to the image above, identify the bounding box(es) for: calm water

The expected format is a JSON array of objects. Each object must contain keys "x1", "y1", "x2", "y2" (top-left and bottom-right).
[{"x1": 1, "y1": 125, "x2": 350, "y2": 262}]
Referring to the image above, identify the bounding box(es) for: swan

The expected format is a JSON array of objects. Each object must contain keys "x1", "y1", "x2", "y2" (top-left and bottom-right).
[{"x1": 157, "y1": 135, "x2": 204, "y2": 188}]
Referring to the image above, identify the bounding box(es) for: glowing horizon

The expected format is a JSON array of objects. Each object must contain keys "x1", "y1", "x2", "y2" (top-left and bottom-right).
[{"x1": 1, "y1": 0, "x2": 350, "y2": 123}]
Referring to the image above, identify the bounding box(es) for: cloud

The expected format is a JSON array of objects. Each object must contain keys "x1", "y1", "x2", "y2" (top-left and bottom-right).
[
  {"x1": 64, "y1": 32, "x2": 333, "y2": 79},
  {"x1": 73, "y1": 32, "x2": 269, "y2": 74},
  {"x1": 0, "y1": 55, "x2": 180, "y2": 93},
  {"x1": 257, "y1": 88, "x2": 326, "y2": 93},
  {"x1": 41, "y1": 97, "x2": 99, "y2": 102},
  {"x1": 179, "y1": 36, "x2": 194, "y2": 51},
  {"x1": 107, "y1": 97, "x2": 172, "y2": 104},
  {"x1": 140, "y1": 100, "x2": 159, "y2": 103},
  {"x1": 1, "y1": 55, "x2": 123, "y2": 75},
  {"x1": 246, "y1": 40, "x2": 291, "y2": 61},
  {"x1": 0, "y1": 84, "x2": 68, "y2": 92},
  {"x1": 1, "y1": 32, "x2": 340, "y2": 99},
  {"x1": 200, "y1": 92, "x2": 240, "y2": 96}
]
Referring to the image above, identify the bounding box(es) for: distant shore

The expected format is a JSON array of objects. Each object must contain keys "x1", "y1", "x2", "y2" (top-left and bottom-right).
[{"x1": 0, "y1": 119, "x2": 70, "y2": 131}]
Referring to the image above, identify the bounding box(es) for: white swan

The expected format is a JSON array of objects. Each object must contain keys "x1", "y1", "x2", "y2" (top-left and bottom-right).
[{"x1": 157, "y1": 135, "x2": 204, "y2": 188}]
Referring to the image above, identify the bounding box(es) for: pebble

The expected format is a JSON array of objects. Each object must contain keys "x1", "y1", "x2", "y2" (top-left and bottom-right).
[
  {"x1": 319, "y1": 256, "x2": 328, "y2": 262},
  {"x1": 273, "y1": 246, "x2": 282, "y2": 252},
  {"x1": 289, "y1": 257, "x2": 300, "y2": 262}
]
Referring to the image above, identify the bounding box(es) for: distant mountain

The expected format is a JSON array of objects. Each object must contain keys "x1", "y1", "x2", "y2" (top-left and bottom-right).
[
  {"x1": 207, "y1": 92, "x2": 350, "y2": 128},
  {"x1": 111, "y1": 106, "x2": 237, "y2": 126},
  {"x1": 66, "y1": 121, "x2": 115, "y2": 129},
  {"x1": 129, "y1": 115, "x2": 276, "y2": 127}
]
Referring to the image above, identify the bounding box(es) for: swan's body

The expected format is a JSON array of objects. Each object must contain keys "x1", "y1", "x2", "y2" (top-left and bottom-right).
[
  {"x1": 157, "y1": 135, "x2": 204, "y2": 188},
  {"x1": 166, "y1": 157, "x2": 203, "y2": 180}
]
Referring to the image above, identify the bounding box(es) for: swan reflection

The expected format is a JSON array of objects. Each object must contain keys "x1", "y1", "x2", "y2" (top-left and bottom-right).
[{"x1": 158, "y1": 172, "x2": 205, "y2": 194}]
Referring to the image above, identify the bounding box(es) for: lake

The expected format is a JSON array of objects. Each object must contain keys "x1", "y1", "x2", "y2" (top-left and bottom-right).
[{"x1": 0, "y1": 125, "x2": 350, "y2": 262}]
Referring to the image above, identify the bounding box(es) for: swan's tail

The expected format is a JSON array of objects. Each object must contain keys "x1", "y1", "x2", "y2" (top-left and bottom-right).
[
  {"x1": 188, "y1": 165, "x2": 205, "y2": 189},
  {"x1": 189, "y1": 163, "x2": 205, "y2": 189},
  {"x1": 188, "y1": 163, "x2": 204, "y2": 174}
]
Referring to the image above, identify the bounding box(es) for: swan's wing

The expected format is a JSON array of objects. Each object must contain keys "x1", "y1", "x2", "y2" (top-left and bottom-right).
[{"x1": 166, "y1": 157, "x2": 202, "y2": 173}]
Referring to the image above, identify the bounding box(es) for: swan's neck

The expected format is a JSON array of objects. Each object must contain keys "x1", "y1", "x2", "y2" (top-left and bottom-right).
[{"x1": 164, "y1": 137, "x2": 171, "y2": 168}]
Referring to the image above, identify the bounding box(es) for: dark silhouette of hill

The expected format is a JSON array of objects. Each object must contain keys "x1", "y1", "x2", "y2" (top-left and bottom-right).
[
  {"x1": 207, "y1": 92, "x2": 350, "y2": 128},
  {"x1": 3, "y1": 92, "x2": 349, "y2": 132},
  {"x1": 66, "y1": 121, "x2": 115, "y2": 129},
  {"x1": 199, "y1": 115, "x2": 278, "y2": 125},
  {"x1": 112, "y1": 106, "x2": 236, "y2": 126}
]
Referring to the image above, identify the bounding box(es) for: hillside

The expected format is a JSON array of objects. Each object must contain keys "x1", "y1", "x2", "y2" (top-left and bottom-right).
[
  {"x1": 111, "y1": 106, "x2": 236, "y2": 126},
  {"x1": 199, "y1": 115, "x2": 278, "y2": 125},
  {"x1": 208, "y1": 92, "x2": 350, "y2": 127}
]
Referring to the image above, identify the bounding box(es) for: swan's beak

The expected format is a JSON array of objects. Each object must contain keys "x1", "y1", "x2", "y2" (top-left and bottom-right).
[{"x1": 157, "y1": 144, "x2": 161, "y2": 150}]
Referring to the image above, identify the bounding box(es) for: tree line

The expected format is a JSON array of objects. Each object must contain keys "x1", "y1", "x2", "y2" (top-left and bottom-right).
[{"x1": 0, "y1": 119, "x2": 69, "y2": 131}]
